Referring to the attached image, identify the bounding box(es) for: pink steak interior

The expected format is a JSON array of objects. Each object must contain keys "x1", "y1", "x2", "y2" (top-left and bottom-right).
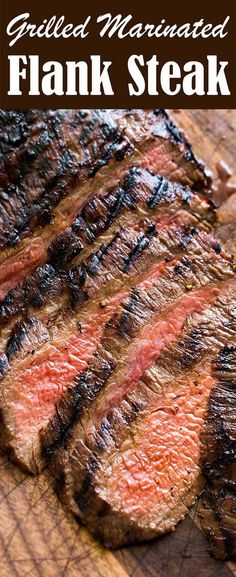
[{"x1": 99, "y1": 368, "x2": 215, "y2": 517}]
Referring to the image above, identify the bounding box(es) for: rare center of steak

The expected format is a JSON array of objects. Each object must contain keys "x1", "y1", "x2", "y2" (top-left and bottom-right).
[
  {"x1": 0, "y1": 291, "x2": 126, "y2": 473},
  {"x1": 0, "y1": 108, "x2": 235, "y2": 561},
  {"x1": 92, "y1": 367, "x2": 215, "y2": 540},
  {"x1": 50, "y1": 281, "x2": 235, "y2": 549},
  {"x1": 1, "y1": 237, "x2": 234, "y2": 473},
  {"x1": 0, "y1": 109, "x2": 209, "y2": 299},
  {"x1": 0, "y1": 169, "x2": 219, "y2": 475}
]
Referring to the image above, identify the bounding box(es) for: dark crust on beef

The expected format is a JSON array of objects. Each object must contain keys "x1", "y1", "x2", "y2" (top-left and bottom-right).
[
  {"x1": 199, "y1": 345, "x2": 236, "y2": 560},
  {"x1": 0, "y1": 263, "x2": 67, "y2": 333},
  {"x1": 0, "y1": 109, "x2": 132, "y2": 249},
  {"x1": 0, "y1": 109, "x2": 209, "y2": 254},
  {"x1": 3, "y1": 109, "x2": 236, "y2": 556},
  {"x1": 42, "y1": 250, "x2": 235, "y2": 463},
  {"x1": 0, "y1": 169, "x2": 214, "y2": 331},
  {"x1": 1, "y1": 220, "x2": 229, "y2": 474},
  {"x1": 0, "y1": 316, "x2": 50, "y2": 382},
  {"x1": 0, "y1": 229, "x2": 226, "y2": 471},
  {"x1": 5, "y1": 317, "x2": 49, "y2": 361},
  {"x1": 111, "y1": 109, "x2": 209, "y2": 189},
  {"x1": 48, "y1": 166, "x2": 213, "y2": 268},
  {"x1": 0, "y1": 222, "x2": 198, "y2": 327},
  {"x1": 0, "y1": 264, "x2": 65, "y2": 326},
  {"x1": 46, "y1": 285, "x2": 236, "y2": 549},
  {"x1": 1, "y1": 227, "x2": 230, "y2": 473}
]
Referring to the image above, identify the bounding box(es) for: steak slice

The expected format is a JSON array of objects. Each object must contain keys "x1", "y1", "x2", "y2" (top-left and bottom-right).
[
  {"x1": 0, "y1": 109, "x2": 130, "y2": 248},
  {"x1": 0, "y1": 109, "x2": 208, "y2": 298},
  {"x1": 0, "y1": 224, "x2": 215, "y2": 377},
  {"x1": 40, "y1": 245, "x2": 234, "y2": 460},
  {"x1": 0, "y1": 235, "x2": 233, "y2": 473},
  {"x1": 0, "y1": 170, "x2": 213, "y2": 336},
  {"x1": 46, "y1": 282, "x2": 236, "y2": 548},
  {"x1": 48, "y1": 166, "x2": 213, "y2": 269},
  {"x1": 199, "y1": 345, "x2": 236, "y2": 560}
]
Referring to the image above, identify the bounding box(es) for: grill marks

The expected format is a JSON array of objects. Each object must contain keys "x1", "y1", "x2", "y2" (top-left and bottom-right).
[
  {"x1": 49, "y1": 168, "x2": 212, "y2": 269},
  {"x1": 0, "y1": 109, "x2": 129, "y2": 248},
  {"x1": 0, "y1": 169, "x2": 213, "y2": 330},
  {"x1": 0, "y1": 109, "x2": 209, "y2": 298},
  {"x1": 47, "y1": 284, "x2": 236, "y2": 548},
  {"x1": 49, "y1": 168, "x2": 147, "y2": 267},
  {"x1": 0, "y1": 109, "x2": 235, "y2": 555},
  {"x1": 67, "y1": 224, "x2": 202, "y2": 309},
  {"x1": 0, "y1": 264, "x2": 65, "y2": 328},
  {"x1": 199, "y1": 345, "x2": 236, "y2": 560},
  {"x1": 0, "y1": 237, "x2": 47, "y2": 301},
  {"x1": 0, "y1": 223, "x2": 207, "y2": 388},
  {"x1": 42, "y1": 250, "x2": 235, "y2": 460},
  {"x1": 1, "y1": 235, "x2": 234, "y2": 474},
  {"x1": 0, "y1": 109, "x2": 131, "y2": 297},
  {"x1": 0, "y1": 290, "x2": 128, "y2": 473}
]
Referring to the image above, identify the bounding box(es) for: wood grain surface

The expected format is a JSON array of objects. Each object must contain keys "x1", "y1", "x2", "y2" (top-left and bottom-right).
[{"x1": 0, "y1": 109, "x2": 235, "y2": 577}]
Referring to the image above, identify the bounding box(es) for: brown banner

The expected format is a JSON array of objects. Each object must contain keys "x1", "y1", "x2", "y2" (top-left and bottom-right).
[{"x1": 0, "y1": 0, "x2": 235, "y2": 108}]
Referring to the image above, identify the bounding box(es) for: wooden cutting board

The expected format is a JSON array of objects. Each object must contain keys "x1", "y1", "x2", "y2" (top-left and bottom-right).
[{"x1": 0, "y1": 109, "x2": 236, "y2": 577}]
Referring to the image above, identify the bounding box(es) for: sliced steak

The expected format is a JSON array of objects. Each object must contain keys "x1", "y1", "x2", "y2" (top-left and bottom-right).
[
  {"x1": 0, "y1": 110, "x2": 209, "y2": 298},
  {"x1": 199, "y1": 345, "x2": 236, "y2": 560},
  {"x1": 0, "y1": 109, "x2": 130, "y2": 248},
  {"x1": 40, "y1": 244, "x2": 234, "y2": 461},
  {"x1": 48, "y1": 166, "x2": 213, "y2": 268},
  {"x1": 1, "y1": 108, "x2": 235, "y2": 556},
  {"x1": 0, "y1": 235, "x2": 233, "y2": 473},
  {"x1": 46, "y1": 282, "x2": 236, "y2": 548},
  {"x1": 0, "y1": 291, "x2": 127, "y2": 473},
  {"x1": 0, "y1": 224, "x2": 213, "y2": 374},
  {"x1": 0, "y1": 169, "x2": 214, "y2": 331}
]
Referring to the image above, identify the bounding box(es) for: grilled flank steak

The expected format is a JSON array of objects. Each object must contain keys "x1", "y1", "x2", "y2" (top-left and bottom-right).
[
  {"x1": 0, "y1": 108, "x2": 235, "y2": 558},
  {"x1": 0, "y1": 168, "x2": 214, "y2": 332},
  {"x1": 0, "y1": 165, "x2": 215, "y2": 473},
  {"x1": 2, "y1": 232, "x2": 232, "y2": 473},
  {"x1": 44, "y1": 281, "x2": 236, "y2": 548},
  {"x1": 199, "y1": 344, "x2": 236, "y2": 561},
  {"x1": 0, "y1": 201, "x2": 218, "y2": 472},
  {"x1": 0, "y1": 109, "x2": 208, "y2": 300}
]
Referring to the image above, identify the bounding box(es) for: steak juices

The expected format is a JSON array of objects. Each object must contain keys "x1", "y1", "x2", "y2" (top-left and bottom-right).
[{"x1": 0, "y1": 109, "x2": 235, "y2": 559}]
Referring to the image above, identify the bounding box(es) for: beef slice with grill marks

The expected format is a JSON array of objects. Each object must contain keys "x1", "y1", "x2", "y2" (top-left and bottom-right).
[
  {"x1": 0, "y1": 108, "x2": 132, "y2": 296},
  {"x1": 0, "y1": 109, "x2": 209, "y2": 298},
  {"x1": 0, "y1": 223, "x2": 216, "y2": 370},
  {"x1": 0, "y1": 171, "x2": 213, "y2": 347},
  {"x1": 0, "y1": 109, "x2": 130, "y2": 247},
  {"x1": 198, "y1": 345, "x2": 236, "y2": 560},
  {"x1": 0, "y1": 290, "x2": 127, "y2": 473},
  {"x1": 41, "y1": 246, "x2": 235, "y2": 465},
  {"x1": 0, "y1": 235, "x2": 233, "y2": 474},
  {"x1": 48, "y1": 166, "x2": 213, "y2": 269},
  {"x1": 46, "y1": 283, "x2": 236, "y2": 548}
]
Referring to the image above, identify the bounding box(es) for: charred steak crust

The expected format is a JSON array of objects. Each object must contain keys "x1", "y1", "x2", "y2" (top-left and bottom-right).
[
  {"x1": 48, "y1": 167, "x2": 213, "y2": 268},
  {"x1": 0, "y1": 108, "x2": 235, "y2": 558},
  {"x1": 0, "y1": 109, "x2": 130, "y2": 248},
  {"x1": 46, "y1": 284, "x2": 236, "y2": 548},
  {"x1": 199, "y1": 345, "x2": 236, "y2": 560},
  {"x1": 0, "y1": 108, "x2": 207, "y2": 251},
  {"x1": 0, "y1": 109, "x2": 210, "y2": 303},
  {"x1": 42, "y1": 247, "x2": 235, "y2": 460},
  {"x1": 1, "y1": 229, "x2": 234, "y2": 474},
  {"x1": 110, "y1": 109, "x2": 208, "y2": 188},
  {"x1": 0, "y1": 169, "x2": 214, "y2": 331}
]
